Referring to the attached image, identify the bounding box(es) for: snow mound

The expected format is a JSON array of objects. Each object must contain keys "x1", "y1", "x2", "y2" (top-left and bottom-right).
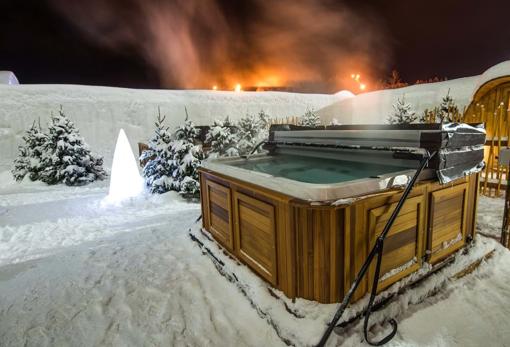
[
  {"x1": 334, "y1": 90, "x2": 355, "y2": 99},
  {"x1": 318, "y1": 60, "x2": 510, "y2": 125},
  {"x1": 0, "y1": 71, "x2": 19, "y2": 85}
]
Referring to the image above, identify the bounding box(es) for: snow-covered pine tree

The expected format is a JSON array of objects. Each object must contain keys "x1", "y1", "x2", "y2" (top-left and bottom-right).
[
  {"x1": 256, "y1": 110, "x2": 271, "y2": 143},
  {"x1": 141, "y1": 108, "x2": 175, "y2": 194},
  {"x1": 11, "y1": 120, "x2": 47, "y2": 181},
  {"x1": 170, "y1": 109, "x2": 204, "y2": 198},
  {"x1": 205, "y1": 117, "x2": 239, "y2": 157},
  {"x1": 437, "y1": 89, "x2": 458, "y2": 123},
  {"x1": 39, "y1": 107, "x2": 106, "y2": 186},
  {"x1": 257, "y1": 110, "x2": 271, "y2": 130},
  {"x1": 300, "y1": 108, "x2": 321, "y2": 127},
  {"x1": 11, "y1": 146, "x2": 29, "y2": 182},
  {"x1": 237, "y1": 114, "x2": 262, "y2": 156},
  {"x1": 236, "y1": 111, "x2": 272, "y2": 155},
  {"x1": 387, "y1": 96, "x2": 417, "y2": 124}
]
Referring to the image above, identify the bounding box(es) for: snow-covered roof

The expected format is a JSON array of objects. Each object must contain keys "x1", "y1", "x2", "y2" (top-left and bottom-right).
[
  {"x1": 0, "y1": 71, "x2": 19, "y2": 85},
  {"x1": 318, "y1": 60, "x2": 510, "y2": 124}
]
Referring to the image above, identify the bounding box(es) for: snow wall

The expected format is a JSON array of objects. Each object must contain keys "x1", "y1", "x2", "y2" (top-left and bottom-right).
[
  {"x1": 0, "y1": 84, "x2": 344, "y2": 170},
  {"x1": 0, "y1": 71, "x2": 19, "y2": 85},
  {"x1": 318, "y1": 60, "x2": 510, "y2": 125},
  {"x1": 3, "y1": 61, "x2": 510, "y2": 172}
]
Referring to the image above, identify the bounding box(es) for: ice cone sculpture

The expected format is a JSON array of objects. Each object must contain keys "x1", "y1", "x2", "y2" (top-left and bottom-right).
[{"x1": 105, "y1": 129, "x2": 144, "y2": 203}]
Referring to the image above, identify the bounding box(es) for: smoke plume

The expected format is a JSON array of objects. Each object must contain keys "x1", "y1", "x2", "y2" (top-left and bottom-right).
[{"x1": 50, "y1": 0, "x2": 391, "y2": 92}]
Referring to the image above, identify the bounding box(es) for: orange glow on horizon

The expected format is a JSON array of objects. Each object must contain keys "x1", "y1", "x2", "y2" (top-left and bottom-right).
[
  {"x1": 234, "y1": 83, "x2": 242, "y2": 92},
  {"x1": 350, "y1": 72, "x2": 368, "y2": 92}
]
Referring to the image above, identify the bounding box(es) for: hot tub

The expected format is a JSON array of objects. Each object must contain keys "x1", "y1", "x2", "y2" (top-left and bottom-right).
[{"x1": 198, "y1": 124, "x2": 484, "y2": 303}]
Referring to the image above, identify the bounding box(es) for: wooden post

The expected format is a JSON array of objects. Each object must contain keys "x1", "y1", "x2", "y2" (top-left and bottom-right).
[
  {"x1": 500, "y1": 148, "x2": 510, "y2": 248},
  {"x1": 496, "y1": 104, "x2": 504, "y2": 196}
]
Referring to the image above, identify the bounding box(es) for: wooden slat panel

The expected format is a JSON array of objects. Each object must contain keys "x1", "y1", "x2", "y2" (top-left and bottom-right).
[
  {"x1": 365, "y1": 194, "x2": 425, "y2": 293},
  {"x1": 428, "y1": 183, "x2": 468, "y2": 263},
  {"x1": 276, "y1": 199, "x2": 295, "y2": 298},
  {"x1": 200, "y1": 167, "x2": 478, "y2": 304},
  {"x1": 234, "y1": 191, "x2": 277, "y2": 285},
  {"x1": 375, "y1": 211, "x2": 417, "y2": 237},
  {"x1": 205, "y1": 179, "x2": 234, "y2": 252},
  {"x1": 381, "y1": 243, "x2": 416, "y2": 275},
  {"x1": 383, "y1": 227, "x2": 417, "y2": 254},
  {"x1": 210, "y1": 201, "x2": 229, "y2": 222}
]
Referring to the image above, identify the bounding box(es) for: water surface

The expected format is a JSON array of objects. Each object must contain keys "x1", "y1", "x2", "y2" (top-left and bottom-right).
[{"x1": 228, "y1": 154, "x2": 409, "y2": 184}]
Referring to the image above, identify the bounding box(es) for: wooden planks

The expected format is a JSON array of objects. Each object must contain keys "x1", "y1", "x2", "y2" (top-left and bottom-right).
[
  {"x1": 204, "y1": 179, "x2": 234, "y2": 252},
  {"x1": 233, "y1": 192, "x2": 278, "y2": 285},
  {"x1": 463, "y1": 80, "x2": 510, "y2": 197},
  {"x1": 366, "y1": 195, "x2": 425, "y2": 292},
  {"x1": 293, "y1": 206, "x2": 344, "y2": 303},
  {"x1": 199, "y1": 168, "x2": 478, "y2": 304},
  {"x1": 427, "y1": 183, "x2": 468, "y2": 263}
]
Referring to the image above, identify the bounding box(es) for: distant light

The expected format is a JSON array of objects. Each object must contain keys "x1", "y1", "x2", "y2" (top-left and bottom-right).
[
  {"x1": 212, "y1": 85, "x2": 218, "y2": 90},
  {"x1": 103, "y1": 129, "x2": 144, "y2": 204},
  {"x1": 234, "y1": 83, "x2": 242, "y2": 92},
  {"x1": 360, "y1": 83, "x2": 366, "y2": 90},
  {"x1": 350, "y1": 73, "x2": 355, "y2": 79}
]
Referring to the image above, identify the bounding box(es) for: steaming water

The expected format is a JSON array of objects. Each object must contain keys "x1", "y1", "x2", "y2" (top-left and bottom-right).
[{"x1": 228, "y1": 154, "x2": 409, "y2": 184}]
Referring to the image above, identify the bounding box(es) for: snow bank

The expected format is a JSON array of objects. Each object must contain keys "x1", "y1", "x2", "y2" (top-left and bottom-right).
[
  {"x1": 0, "y1": 71, "x2": 19, "y2": 85},
  {"x1": 318, "y1": 60, "x2": 510, "y2": 125},
  {"x1": 0, "y1": 84, "x2": 343, "y2": 170}
]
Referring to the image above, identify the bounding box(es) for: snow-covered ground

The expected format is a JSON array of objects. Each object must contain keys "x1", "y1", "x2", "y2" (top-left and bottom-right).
[{"x1": 1, "y1": 173, "x2": 510, "y2": 347}]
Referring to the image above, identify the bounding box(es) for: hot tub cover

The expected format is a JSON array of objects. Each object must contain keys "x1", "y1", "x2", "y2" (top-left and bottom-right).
[{"x1": 266, "y1": 123, "x2": 486, "y2": 184}]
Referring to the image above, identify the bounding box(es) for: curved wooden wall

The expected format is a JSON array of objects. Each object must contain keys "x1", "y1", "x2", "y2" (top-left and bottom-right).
[{"x1": 463, "y1": 77, "x2": 510, "y2": 196}]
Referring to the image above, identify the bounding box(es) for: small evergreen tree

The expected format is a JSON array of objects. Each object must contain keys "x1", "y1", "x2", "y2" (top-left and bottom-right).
[
  {"x1": 170, "y1": 110, "x2": 204, "y2": 198},
  {"x1": 12, "y1": 122, "x2": 46, "y2": 181},
  {"x1": 11, "y1": 120, "x2": 47, "y2": 182},
  {"x1": 236, "y1": 111, "x2": 272, "y2": 155},
  {"x1": 39, "y1": 107, "x2": 106, "y2": 186},
  {"x1": 256, "y1": 110, "x2": 271, "y2": 143},
  {"x1": 437, "y1": 89, "x2": 458, "y2": 123},
  {"x1": 141, "y1": 108, "x2": 175, "y2": 194},
  {"x1": 299, "y1": 108, "x2": 321, "y2": 127},
  {"x1": 387, "y1": 96, "x2": 417, "y2": 124},
  {"x1": 25, "y1": 120, "x2": 47, "y2": 181},
  {"x1": 257, "y1": 110, "x2": 271, "y2": 130},
  {"x1": 205, "y1": 117, "x2": 239, "y2": 157},
  {"x1": 11, "y1": 146, "x2": 30, "y2": 182},
  {"x1": 237, "y1": 114, "x2": 262, "y2": 156}
]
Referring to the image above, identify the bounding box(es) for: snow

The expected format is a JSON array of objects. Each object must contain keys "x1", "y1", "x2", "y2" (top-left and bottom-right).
[
  {"x1": 0, "y1": 71, "x2": 19, "y2": 85},
  {"x1": 0, "y1": 173, "x2": 282, "y2": 346},
  {"x1": 1, "y1": 170, "x2": 510, "y2": 346},
  {"x1": 318, "y1": 60, "x2": 510, "y2": 125},
  {"x1": 0, "y1": 85, "x2": 344, "y2": 171},
  {"x1": 477, "y1": 195, "x2": 505, "y2": 238}
]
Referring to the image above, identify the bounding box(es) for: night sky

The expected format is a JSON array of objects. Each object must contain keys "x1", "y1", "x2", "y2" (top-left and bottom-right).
[{"x1": 1, "y1": 0, "x2": 510, "y2": 91}]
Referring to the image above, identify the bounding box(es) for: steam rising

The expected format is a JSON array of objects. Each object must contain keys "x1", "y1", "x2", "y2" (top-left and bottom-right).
[{"x1": 50, "y1": 0, "x2": 390, "y2": 92}]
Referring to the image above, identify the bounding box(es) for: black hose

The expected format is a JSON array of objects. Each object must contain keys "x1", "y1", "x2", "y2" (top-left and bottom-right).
[{"x1": 315, "y1": 151, "x2": 436, "y2": 347}]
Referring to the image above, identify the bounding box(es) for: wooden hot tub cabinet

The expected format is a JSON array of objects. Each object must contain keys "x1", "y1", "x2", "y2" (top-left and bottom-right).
[{"x1": 199, "y1": 168, "x2": 479, "y2": 304}]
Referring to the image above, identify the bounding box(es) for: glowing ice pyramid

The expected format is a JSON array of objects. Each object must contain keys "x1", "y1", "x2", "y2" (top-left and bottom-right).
[{"x1": 105, "y1": 129, "x2": 144, "y2": 203}]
